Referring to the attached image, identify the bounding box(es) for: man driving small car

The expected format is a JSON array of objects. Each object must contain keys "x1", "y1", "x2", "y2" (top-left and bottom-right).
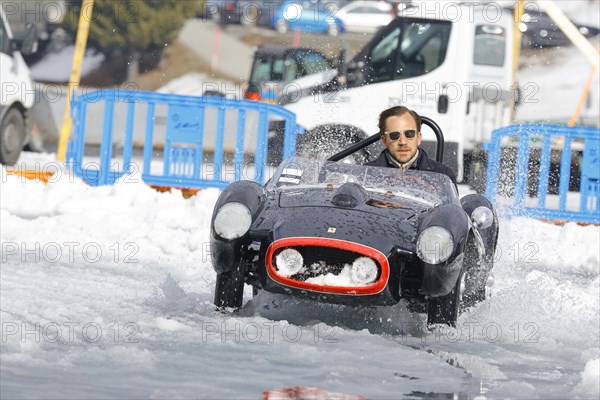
[{"x1": 365, "y1": 106, "x2": 457, "y2": 186}]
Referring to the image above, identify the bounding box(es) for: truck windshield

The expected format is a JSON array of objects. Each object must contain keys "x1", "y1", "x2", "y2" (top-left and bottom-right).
[
  {"x1": 364, "y1": 19, "x2": 452, "y2": 84},
  {"x1": 249, "y1": 50, "x2": 332, "y2": 85},
  {"x1": 250, "y1": 55, "x2": 292, "y2": 85}
]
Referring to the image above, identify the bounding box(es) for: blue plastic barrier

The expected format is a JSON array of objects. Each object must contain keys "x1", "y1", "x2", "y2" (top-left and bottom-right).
[
  {"x1": 485, "y1": 124, "x2": 600, "y2": 224},
  {"x1": 66, "y1": 89, "x2": 302, "y2": 189}
]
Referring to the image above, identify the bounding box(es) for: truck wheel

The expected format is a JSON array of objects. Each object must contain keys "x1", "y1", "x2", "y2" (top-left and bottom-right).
[
  {"x1": 214, "y1": 261, "x2": 246, "y2": 310},
  {"x1": 0, "y1": 108, "x2": 26, "y2": 166},
  {"x1": 427, "y1": 272, "x2": 464, "y2": 327}
]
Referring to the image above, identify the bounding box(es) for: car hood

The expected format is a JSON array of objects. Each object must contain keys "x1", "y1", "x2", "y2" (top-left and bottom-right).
[
  {"x1": 278, "y1": 187, "x2": 429, "y2": 218},
  {"x1": 260, "y1": 205, "x2": 419, "y2": 254},
  {"x1": 252, "y1": 189, "x2": 425, "y2": 253}
]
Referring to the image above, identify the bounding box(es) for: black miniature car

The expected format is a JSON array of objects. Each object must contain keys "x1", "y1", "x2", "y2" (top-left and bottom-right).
[{"x1": 210, "y1": 123, "x2": 498, "y2": 327}]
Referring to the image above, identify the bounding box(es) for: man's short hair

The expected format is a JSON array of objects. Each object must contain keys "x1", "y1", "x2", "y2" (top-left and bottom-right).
[{"x1": 378, "y1": 106, "x2": 422, "y2": 134}]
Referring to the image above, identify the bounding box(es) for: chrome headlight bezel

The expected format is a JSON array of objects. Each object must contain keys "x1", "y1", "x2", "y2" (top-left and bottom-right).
[
  {"x1": 275, "y1": 248, "x2": 304, "y2": 277},
  {"x1": 416, "y1": 226, "x2": 454, "y2": 265},
  {"x1": 213, "y1": 202, "x2": 252, "y2": 240},
  {"x1": 351, "y1": 257, "x2": 379, "y2": 285},
  {"x1": 471, "y1": 206, "x2": 494, "y2": 229}
]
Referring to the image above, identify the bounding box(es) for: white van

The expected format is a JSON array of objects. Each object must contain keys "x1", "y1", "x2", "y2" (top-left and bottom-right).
[
  {"x1": 282, "y1": 2, "x2": 516, "y2": 182},
  {"x1": 0, "y1": 7, "x2": 37, "y2": 165}
]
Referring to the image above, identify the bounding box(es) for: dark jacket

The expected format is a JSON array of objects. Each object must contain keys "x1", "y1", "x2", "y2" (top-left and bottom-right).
[{"x1": 365, "y1": 149, "x2": 457, "y2": 186}]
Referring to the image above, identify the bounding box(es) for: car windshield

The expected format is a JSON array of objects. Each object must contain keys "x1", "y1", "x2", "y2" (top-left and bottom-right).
[{"x1": 268, "y1": 157, "x2": 458, "y2": 206}]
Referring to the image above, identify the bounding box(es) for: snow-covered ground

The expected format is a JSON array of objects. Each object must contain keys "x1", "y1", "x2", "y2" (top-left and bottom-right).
[
  {"x1": 3, "y1": 2, "x2": 599, "y2": 398},
  {"x1": 1, "y1": 154, "x2": 599, "y2": 399}
]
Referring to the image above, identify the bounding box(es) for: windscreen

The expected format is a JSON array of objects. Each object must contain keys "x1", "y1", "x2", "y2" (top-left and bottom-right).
[
  {"x1": 364, "y1": 19, "x2": 452, "y2": 84},
  {"x1": 268, "y1": 157, "x2": 458, "y2": 207},
  {"x1": 249, "y1": 55, "x2": 288, "y2": 85}
]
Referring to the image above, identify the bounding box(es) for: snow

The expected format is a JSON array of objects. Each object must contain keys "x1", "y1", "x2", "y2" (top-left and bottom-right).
[
  {"x1": 157, "y1": 72, "x2": 237, "y2": 98},
  {"x1": 1, "y1": 157, "x2": 599, "y2": 399},
  {"x1": 4, "y1": 1, "x2": 600, "y2": 397},
  {"x1": 29, "y1": 45, "x2": 105, "y2": 83},
  {"x1": 304, "y1": 265, "x2": 362, "y2": 287},
  {"x1": 573, "y1": 358, "x2": 600, "y2": 396},
  {"x1": 515, "y1": 36, "x2": 600, "y2": 124}
]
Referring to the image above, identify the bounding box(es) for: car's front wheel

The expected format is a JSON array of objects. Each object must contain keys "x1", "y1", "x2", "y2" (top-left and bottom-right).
[
  {"x1": 0, "y1": 108, "x2": 26, "y2": 166},
  {"x1": 427, "y1": 271, "x2": 465, "y2": 327},
  {"x1": 462, "y1": 238, "x2": 492, "y2": 309},
  {"x1": 214, "y1": 261, "x2": 246, "y2": 309}
]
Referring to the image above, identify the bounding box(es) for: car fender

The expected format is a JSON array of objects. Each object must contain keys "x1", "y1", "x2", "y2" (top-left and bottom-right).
[
  {"x1": 419, "y1": 204, "x2": 471, "y2": 262},
  {"x1": 460, "y1": 193, "x2": 499, "y2": 261},
  {"x1": 418, "y1": 204, "x2": 470, "y2": 297},
  {"x1": 210, "y1": 180, "x2": 266, "y2": 273}
]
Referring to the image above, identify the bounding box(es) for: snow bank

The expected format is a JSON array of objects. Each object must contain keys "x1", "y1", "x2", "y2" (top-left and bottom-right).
[{"x1": 573, "y1": 358, "x2": 600, "y2": 398}]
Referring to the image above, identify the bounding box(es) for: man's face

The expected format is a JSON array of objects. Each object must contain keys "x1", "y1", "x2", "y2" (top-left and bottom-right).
[{"x1": 381, "y1": 113, "x2": 422, "y2": 164}]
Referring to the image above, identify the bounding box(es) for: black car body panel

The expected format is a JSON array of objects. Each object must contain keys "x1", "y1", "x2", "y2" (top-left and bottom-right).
[{"x1": 210, "y1": 158, "x2": 498, "y2": 321}]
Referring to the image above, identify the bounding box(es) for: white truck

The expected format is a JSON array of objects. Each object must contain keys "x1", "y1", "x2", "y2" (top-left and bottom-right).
[
  {"x1": 281, "y1": 2, "x2": 517, "y2": 184},
  {"x1": 0, "y1": 0, "x2": 64, "y2": 54},
  {"x1": 0, "y1": 6, "x2": 37, "y2": 165}
]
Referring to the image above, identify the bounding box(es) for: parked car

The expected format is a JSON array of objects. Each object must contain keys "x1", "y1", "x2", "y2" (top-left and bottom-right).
[
  {"x1": 272, "y1": 0, "x2": 345, "y2": 36},
  {"x1": 335, "y1": 0, "x2": 394, "y2": 33},
  {"x1": 508, "y1": 5, "x2": 600, "y2": 48},
  {"x1": 245, "y1": 44, "x2": 336, "y2": 102},
  {"x1": 210, "y1": 122, "x2": 499, "y2": 327}
]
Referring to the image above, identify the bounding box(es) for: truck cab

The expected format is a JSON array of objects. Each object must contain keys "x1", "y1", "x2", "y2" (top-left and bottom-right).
[
  {"x1": 1, "y1": 7, "x2": 37, "y2": 165},
  {"x1": 245, "y1": 44, "x2": 336, "y2": 103},
  {"x1": 283, "y1": 3, "x2": 515, "y2": 181}
]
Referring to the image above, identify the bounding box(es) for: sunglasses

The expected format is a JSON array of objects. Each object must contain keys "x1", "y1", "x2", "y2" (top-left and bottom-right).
[{"x1": 384, "y1": 130, "x2": 418, "y2": 140}]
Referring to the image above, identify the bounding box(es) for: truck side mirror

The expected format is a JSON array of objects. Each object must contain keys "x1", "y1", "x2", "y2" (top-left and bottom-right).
[{"x1": 19, "y1": 23, "x2": 39, "y2": 55}]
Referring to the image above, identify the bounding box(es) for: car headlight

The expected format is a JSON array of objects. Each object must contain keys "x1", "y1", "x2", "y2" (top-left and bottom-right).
[
  {"x1": 471, "y1": 206, "x2": 494, "y2": 229},
  {"x1": 213, "y1": 202, "x2": 252, "y2": 240},
  {"x1": 416, "y1": 226, "x2": 454, "y2": 264},
  {"x1": 519, "y1": 22, "x2": 528, "y2": 33},
  {"x1": 351, "y1": 257, "x2": 378, "y2": 284},
  {"x1": 275, "y1": 248, "x2": 304, "y2": 276}
]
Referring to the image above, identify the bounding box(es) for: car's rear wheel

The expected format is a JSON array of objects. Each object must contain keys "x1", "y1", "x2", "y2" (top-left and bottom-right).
[
  {"x1": 214, "y1": 260, "x2": 246, "y2": 309},
  {"x1": 427, "y1": 271, "x2": 465, "y2": 327},
  {"x1": 0, "y1": 108, "x2": 26, "y2": 166}
]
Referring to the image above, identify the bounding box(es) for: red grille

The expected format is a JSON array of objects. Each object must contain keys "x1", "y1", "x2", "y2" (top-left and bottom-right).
[{"x1": 266, "y1": 237, "x2": 390, "y2": 295}]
